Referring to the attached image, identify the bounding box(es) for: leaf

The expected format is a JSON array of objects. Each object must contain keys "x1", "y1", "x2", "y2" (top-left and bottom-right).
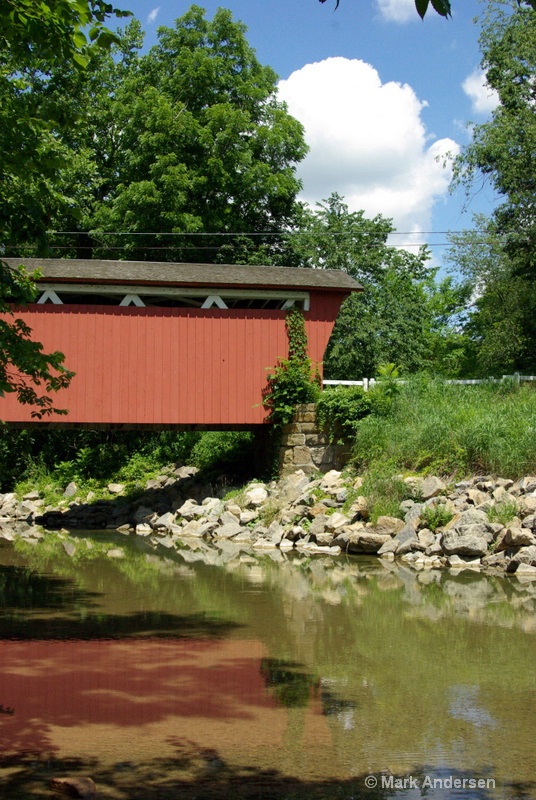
[
  {"x1": 415, "y1": 0, "x2": 430, "y2": 19},
  {"x1": 430, "y1": 0, "x2": 452, "y2": 17}
]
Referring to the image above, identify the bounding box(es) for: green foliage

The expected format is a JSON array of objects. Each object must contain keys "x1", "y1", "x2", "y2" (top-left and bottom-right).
[
  {"x1": 447, "y1": 219, "x2": 536, "y2": 375},
  {"x1": 451, "y1": 1, "x2": 536, "y2": 371},
  {"x1": 0, "y1": 0, "x2": 127, "y2": 416},
  {"x1": 316, "y1": 385, "x2": 372, "y2": 443},
  {"x1": 320, "y1": 0, "x2": 536, "y2": 19},
  {"x1": 420, "y1": 504, "x2": 454, "y2": 531},
  {"x1": 263, "y1": 308, "x2": 321, "y2": 428},
  {"x1": 0, "y1": 0, "x2": 130, "y2": 67},
  {"x1": 353, "y1": 377, "x2": 536, "y2": 479},
  {"x1": 360, "y1": 465, "x2": 416, "y2": 522},
  {"x1": 23, "y1": 7, "x2": 307, "y2": 263},
  {"x1": 0, "y1": 263, "x2": 74, "y2": 417},
  {"x1": 488, "y1": 499, "x2": 519, "y2": 525},
  {"x1": 290, "y1": 194, "x2": 448, "y2": 380},
  {"x1": 190, "y1": 431, "x2": 255, "y2": 480}
]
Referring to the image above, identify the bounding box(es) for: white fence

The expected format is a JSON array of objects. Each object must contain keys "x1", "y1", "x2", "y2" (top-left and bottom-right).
[{"x1": 323, "y1": 374, "x2": 536, "y2": 391}]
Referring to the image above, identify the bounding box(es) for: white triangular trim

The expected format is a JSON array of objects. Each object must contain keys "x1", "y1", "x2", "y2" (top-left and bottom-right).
[
  {"x1": 201, "y1": 295, "x2": 228, "y2": 309},
  {"x1": 37, "y1": 290, "x2": 63, "y2": 305},
  {"x1": 120, "y1": 294, "x2": 146, "y2": 307}
]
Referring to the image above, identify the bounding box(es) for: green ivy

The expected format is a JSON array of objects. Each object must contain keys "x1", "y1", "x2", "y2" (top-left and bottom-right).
[
  {"x1": 263, "y1": 308, "x2": 320, "y2": 429},
  {"x1": 316, "y1": 385, "x2": 373, "y2": 443}
]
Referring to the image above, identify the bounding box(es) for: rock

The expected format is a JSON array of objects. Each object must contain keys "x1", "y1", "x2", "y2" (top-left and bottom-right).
[
  {"x1": 417, "y1": 528, "x2": 436, "y2": 549},
  {"x1": 504, "y1": 527, "x2": 536, "y2": 547},
  {"x1": 63, "y1": 482, "x2": 78, "y2": 498},
  {"x1": 508, "y1": 544, "x2": 536, "y2": 569},
  {"x1": 252, "y1": 537, "x2": 278, "y2": 550},
  {"x1": 50, "y1": 776, "x2": 96, "y2": 798},
  {"x1": 153, "y1": 511, "x2": 177, "y2": 531},
  {"x1": 320, "y1": 469, "x2": 342, "y2": 487},
  {"x1": 107, "y1": 483, "x2": 125, "y2": 494},
  {"x1": 378, "y1": 537, "x2": 400, "y2": 556},
  {"x1": 447, "y1": 508, "x2": 490, "y2": 531},
  {"x1": 392, "y1": 520, "x2": 419, "y2": 555},
  {"x1": 441, "y1": 529, "x2": 490, "y2": 557},
  {"x1": 107, "y1": 548, "x2": 124, "y2": 558},
  {"x1": 220, "y1": 510, "x2": 240, "y2": 526},
  {"x1": 482, "y1": 551, "x2": 508, "y2": 567},
  {"x1": 349, "y1": 496, "x2": 369, "y2": 520},
  {"x1": 336, "y1": 488, "x2": 349, "y2": 503},
  {"x1": 216, "y1": 522, "x2": 243, "y2": 539},
  {"x1": 133, "y1": 506, "x2": 155, "y2": 524},
  {"x1": 448, "y1": 554, "x2": 482, "y2": 570},
  {"x1": 404, "y1": 503, "x2": 424, "y2": 523},
  {"x1": 467, "y1": 489, "x2": 488, "y2": 506},
  {"x1": 325, "y1": 512, "x2": 350, "y2": 532},
  {"x1": 515, "y1": 476, "x2": 536, "y2": 494},
  {"x1": 335, "y1": 530, "x2": 391, "y2": 554},
  {"x1": 177, "y1": 499, "x2": 203, "y2": 519},
  {"x1": 420, "y1": 476, "x2": 446, "y2": 500},
  {"x1": 309, "y1": 514, "x2": 329, "y2": 537},
  {"x1": 518, "y1": 495, "x2": 536, "y2": 515},
  {"x1": 514, "y1": 563, "x2": 536, "y2": 579},
  {"x1": 375, "y1": 516, "x2": 405, "y2": 536},
  {"x1": 62, "y1": 541, "x2": 76, "y2": 557},
  {"x1": 244, "y1": 486, "x2": 268, "y2": 507},
  {"x1": 23, "y1": 491, "x2": 40, "y2": 501},
  {"x1": 136, "y1": 523, "x2": 152, "y2": 535},
  {"x1": 239, "y1": 509, "x2": 258, "y2": 524}
]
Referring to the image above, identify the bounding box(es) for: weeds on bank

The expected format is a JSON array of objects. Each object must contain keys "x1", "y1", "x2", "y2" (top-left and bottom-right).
[
  {"x1": 352, "y1": 378, "x2": 536, "y2": 479},
  {"x1": 359, "y1": 465, "x2": 417, "y2": 523},
  {"x1": 420, "y1": 504, "x2": 454, "y2": 531},
  {"x1": 488, "y1": 500, "x2": 519, "y2": 526}
]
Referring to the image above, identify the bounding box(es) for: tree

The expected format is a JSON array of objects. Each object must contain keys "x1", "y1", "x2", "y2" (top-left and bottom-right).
[
  {"x1": 448, "y1": 1, "x2": 536, "y2": 372},
  {"x1": 0, "y1": 0, "x2": 128, "y2": 415},
  {"x1": 446, "y1": 219, "x2": 536, "y2": 375},
  {"x1": 284, "y1": 194, "x2": 446, "y2": 378},
  {"x1": 453, "y1": 0, "x2": 536, "y2": 282},
  {"x1": 34, "y1": 8, "x2": 307, "y2": 263},
  {"x1": 0, "y1": 0, "x2": 130, "y2": 67},
  {"x1": 319, "y1": 0, "x2": 536, "y2": 19}
]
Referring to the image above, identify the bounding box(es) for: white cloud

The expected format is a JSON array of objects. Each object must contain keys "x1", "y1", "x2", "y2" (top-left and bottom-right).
[
  {"x1": 278, "y1": 57, "x2": 459, "y2": 239},
  {"x1": 462, "y1": 69, "x2": 500, "y2": 114},
  {"x1": 147, "y1": 6, "x2": 161, "y2": 24},
  {"x1": 375, "y1": 0, "x2": 417, "y2": 23}
]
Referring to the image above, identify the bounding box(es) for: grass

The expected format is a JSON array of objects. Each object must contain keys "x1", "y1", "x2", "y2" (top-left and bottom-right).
[
  {"x1": 358, "y1": 464, "x2": 416, "y2": 522},
  {"x1": 352, "y1": 378, "x2": 536, "y2": 480},
  {"x1": 9, "y1": 429, "x2": 257, "y2": 504},
  {"x1": 488, "y1": 499, "x2": 519, "y2": 526}
]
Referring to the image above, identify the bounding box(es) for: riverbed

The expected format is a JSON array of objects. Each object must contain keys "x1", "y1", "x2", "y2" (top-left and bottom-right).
[{"x1": 0, "y1": 532, "x2": 535, "y2": 799}]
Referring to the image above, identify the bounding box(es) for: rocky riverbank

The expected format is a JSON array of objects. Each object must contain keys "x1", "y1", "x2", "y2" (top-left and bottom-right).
[{"x1": 1, "y1": 467, "x2": 536, "y2": 577}]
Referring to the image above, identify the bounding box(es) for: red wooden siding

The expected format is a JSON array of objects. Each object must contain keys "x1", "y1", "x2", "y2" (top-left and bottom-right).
[{"x1": 0, "y1": 291, "x2": 347, "y2": 426}]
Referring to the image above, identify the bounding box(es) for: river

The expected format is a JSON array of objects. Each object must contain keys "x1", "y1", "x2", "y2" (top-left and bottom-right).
[{"x1": 0, "y1": 532, "x2": 535, "y2": 799}]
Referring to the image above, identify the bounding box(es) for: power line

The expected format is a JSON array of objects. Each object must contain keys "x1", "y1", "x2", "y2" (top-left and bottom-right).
[{"x1": 46, "y1": 229, "x2": 500, "y2": 238}]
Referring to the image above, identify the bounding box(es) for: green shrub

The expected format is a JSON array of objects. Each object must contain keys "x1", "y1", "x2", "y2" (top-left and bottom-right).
[
  {"x1": 353, "y1": 377, "x2": 536, "y2": 479},
  {"x1": 360, "y1": 464, "x2": 416, "y2": 522},
  {"x1": 488, "y1": 500, "x2": 519, "y2": 525},
  {"x1": 190, "y1": 431, "x2": 255, "y2": 478},
  {"x1": 316, "y1": 385, "x2": 372, "y2": 443},
  {"x1": 263, "y1": 308, "x2": 320, "y2": 428},
  {"x1": 420, "y1": 504, "x2": 454, "y2": 531}
]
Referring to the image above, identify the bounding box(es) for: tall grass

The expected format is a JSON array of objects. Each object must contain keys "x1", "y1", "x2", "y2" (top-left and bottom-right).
[{"x1": 352, "y1": 378, "x2": 536, "y2": 478}]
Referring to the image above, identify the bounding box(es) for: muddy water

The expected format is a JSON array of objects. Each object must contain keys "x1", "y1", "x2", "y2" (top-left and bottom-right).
[{"x1": 0, "y1": 533, "x2": 535, "y2": 799}]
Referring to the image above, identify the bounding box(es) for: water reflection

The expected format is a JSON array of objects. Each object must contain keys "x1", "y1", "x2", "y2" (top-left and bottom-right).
[{"x1": 0, "y1": 535, "x2": 535, "y2": 799}]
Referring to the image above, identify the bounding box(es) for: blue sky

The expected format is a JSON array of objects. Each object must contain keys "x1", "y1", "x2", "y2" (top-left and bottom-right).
[{"x1": 119, "y1": 0, "x2": 499, "y2": 263}]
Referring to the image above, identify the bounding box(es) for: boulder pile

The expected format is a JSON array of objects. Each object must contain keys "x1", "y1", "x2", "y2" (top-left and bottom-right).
[{"x1": 1, "y1": 467, "x2": 536, "y2": 577}]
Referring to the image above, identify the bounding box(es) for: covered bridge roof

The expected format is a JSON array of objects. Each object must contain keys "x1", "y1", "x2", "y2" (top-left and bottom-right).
[{"x1": 3, "y1": 258, "x2": 362, "y2": 292}]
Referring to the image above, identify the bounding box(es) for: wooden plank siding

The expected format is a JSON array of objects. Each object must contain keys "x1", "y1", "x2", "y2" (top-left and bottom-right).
[{"x1": 0, "y1": 291, "x2": 347, "y2": 426}]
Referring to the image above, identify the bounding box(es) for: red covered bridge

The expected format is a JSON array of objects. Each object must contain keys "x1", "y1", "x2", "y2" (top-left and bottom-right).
[{"x1": 1, "y1": 259, "x2": 361, "y2": 428}]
